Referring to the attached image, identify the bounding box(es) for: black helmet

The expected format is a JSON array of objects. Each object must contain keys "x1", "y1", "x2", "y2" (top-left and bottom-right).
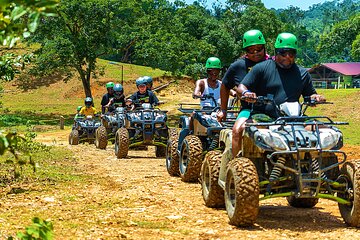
[{"x1": 85, "y1": 97, "x2": 93, "y2": 107}]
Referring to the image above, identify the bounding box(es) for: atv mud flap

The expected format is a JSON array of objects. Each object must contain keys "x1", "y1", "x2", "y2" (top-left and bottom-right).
[{"x1": 218, "y1": 129, "x2": 233, "y2": 188}]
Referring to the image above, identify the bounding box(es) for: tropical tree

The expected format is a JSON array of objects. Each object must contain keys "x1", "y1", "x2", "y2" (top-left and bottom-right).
[
  {"x1": 0, "y1": 0, "x2": 58, "y2": 81},
  {"x1": 30, "y1": 0, "x2": 122, "y2": 97},
  {"x1": 317, "y1": 13, "x2": 360, "y2": 62}
]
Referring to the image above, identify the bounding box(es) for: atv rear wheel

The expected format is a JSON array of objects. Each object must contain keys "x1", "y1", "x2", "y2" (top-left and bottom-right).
[
  {"x1": 166, "y1": 128, "x2": 179, "y2": 176},
  {"x1": 286, "y1": 196, "x2": 318, "y2": 208},
  {"x1": 179, "y1": 135, "x2": 203, "y2": 182},
  {"x1": 95, "y1": 126, "x2": 108, "y2": 149},
  {"x1": 201, "y1": 150, "x2": 224, "y2": 208},
  {"x1": 155, "y1": 146, "x2": 166, "y2": 157},
  {"x1": 115, "y1": 127, "x2": 129, "y2": 158},
  {"x1": 69, "y1": 130, "x2": 79, "y2": 145},
  {"x1": 338, "y1": 160, "x2": 360, "y2": 227},
  {"x1": 225, "y1": 157, "x2": 259, "y2": 226}
]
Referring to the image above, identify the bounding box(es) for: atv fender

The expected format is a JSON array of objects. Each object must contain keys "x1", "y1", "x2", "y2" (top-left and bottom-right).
[{"x1": 218, "y1": 129, "x2": 233, "y2": 189}]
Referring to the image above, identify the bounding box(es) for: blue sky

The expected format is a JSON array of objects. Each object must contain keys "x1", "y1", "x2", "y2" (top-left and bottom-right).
[{"x1": 181, "y1": 0, "x2": 326, "y2": 10}]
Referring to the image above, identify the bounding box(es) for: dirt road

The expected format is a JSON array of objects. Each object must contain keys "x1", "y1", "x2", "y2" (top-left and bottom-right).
[{"x1": 34, "y1": 130, "x2": 360, "y2": 239}]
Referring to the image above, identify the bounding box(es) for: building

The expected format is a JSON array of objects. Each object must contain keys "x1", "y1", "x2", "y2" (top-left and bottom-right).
[{"x1": 308, "y1": 62, "x2": 360, "y2": 89}]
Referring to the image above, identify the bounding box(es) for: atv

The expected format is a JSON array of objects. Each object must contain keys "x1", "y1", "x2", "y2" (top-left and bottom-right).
[
  {"x1": 200, "y1": 95, "x2": 360, "y2": 227},
  {"x1": 69, "y1": 115, "x2": 101, "y2": 145},
  {"x1": 114, "y1": 103, "x2": 169, "y2": 158},
  {"x1": 95, "y1": 107, "x2": 126, "y2": 149},
  {"x1": 166, "y1": 94, "x2": 236, "y2": 182}
]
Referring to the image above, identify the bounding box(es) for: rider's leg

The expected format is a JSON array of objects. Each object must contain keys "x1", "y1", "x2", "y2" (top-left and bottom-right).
[{"x1": 232, "y1": 117, "x2": 247, "y2": 157}]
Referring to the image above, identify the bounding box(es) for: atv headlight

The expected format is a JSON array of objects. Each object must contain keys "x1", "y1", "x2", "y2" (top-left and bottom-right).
[
  {"x1": 255, "y1": 130, "x2": 289, "y2": 151},
  {"x1": 318, "y1": 128, "x2": 341, "y2": 150},
  {"x1": 155, "y1": 123, "x2": 163, "y2": 128}
]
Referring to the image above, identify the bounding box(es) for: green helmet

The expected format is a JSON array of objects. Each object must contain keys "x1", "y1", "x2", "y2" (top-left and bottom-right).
[
  {"x1": 106, "y1": 82, "x2": 114, "y2": 89},
  {"x1": 205, "y1": 57, "x2": 222, "y2": 70},
  {"x1": 275, "y1": 33, "x2": 298, "y2": 50},
  {"x1": 77, "y1": 106, "x2": 82, "y2": 111},
  {"x1": 242, "y1": 29, "x2": 266, "y2": 49}
]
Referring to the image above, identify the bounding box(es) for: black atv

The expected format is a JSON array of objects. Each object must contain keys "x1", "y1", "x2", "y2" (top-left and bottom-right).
[
  {"x1": 95, "y1": 107, "x2": 126, "y2": 149},
  {"x1": 166, "y1": 94, "x2": 236, "y2": 182},
  {"x1": 114, "y1": 103, "x2": 169, "y2": 158},
  {"x1": 200, "y1": 95, "x2": 360, "y2": 227},
  {"x1": 69, "y1": 115, "x2": 101, "y2": 145}
]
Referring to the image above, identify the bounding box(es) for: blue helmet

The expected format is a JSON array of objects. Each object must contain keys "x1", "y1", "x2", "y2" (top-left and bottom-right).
[
  {"x1": 136, "y1": 77, "x2": 147, "y2": 87},
  {"x1": 143, "y1": 76, "x2": 153, "y2": 86},
  {"x1": 85, "y1": 97, "x2": 93, "y2": 107},
  {"x1": 113, "y1": 83, "x2": 123, "y2": 92},
  {"x1": 113, "y1": 83, "x2": 123, "y2": 98}
]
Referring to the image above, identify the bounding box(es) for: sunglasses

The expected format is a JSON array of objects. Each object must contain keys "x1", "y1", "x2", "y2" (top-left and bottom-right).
[
  {"x1": 246, "y1": 46, "x2": 264, "y2": 54},
  {"x1": 276, "y1": 49, "x2": 297, "y2": 57}
]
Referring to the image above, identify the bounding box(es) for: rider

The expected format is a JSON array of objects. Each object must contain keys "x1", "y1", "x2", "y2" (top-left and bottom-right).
[
  {"x1": 79, "y1": 97, "x2": 98, "y2": 117},
  {"x1": 101, "y1": 82, "x2": 115, "y2": 114},
  {"x1": 236, "y1": 32, "x2": 325, "y2": 154},
  {"x1": 217, "y1": 29, "x2": 269, "y2": 158},
  {"x1": 74, "y1": 105, "x2": 83, "y2": 120},
  {"x1": 129, "y1": 77, "x2": 159, "y2": 108},
  {"x1": 193, "y1": 57, "x2": 235, "y2": 109},
  {"x1": 104, "y1": 83, "x2": 126, "y2": 112}
]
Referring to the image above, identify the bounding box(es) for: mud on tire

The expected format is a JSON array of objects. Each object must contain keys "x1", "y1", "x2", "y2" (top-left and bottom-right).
[
  {"x1": 166, "y1": 128, "x2": 179, "y2": 176},
  {"x1": 338, "y1": 160, "x2": 360, "y2": 227},
  {"x1": 201, "y1": 150, "x2": 224, "y2": 208},
  {"x1": 95, "y1": 126, "x2": 108, "y2": 149},
  {"x1": 225, "y1": 157, "x2": 259, "y2": 226},
  {"x1": 179, "y1": 135, "x2": 203, "y2": 182},
  {"x1": 69, "y1": 130, "x2": 79, "y2": 145},
  {"x1": 115, "y1": 127, "x2": 129, "y2": 158}
]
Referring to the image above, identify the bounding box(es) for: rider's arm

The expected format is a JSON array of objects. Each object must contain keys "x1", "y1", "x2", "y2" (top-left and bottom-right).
[
  {"x1": 193, "y1": 79, "x2": 204, "y2": 99},
  {"x1": 151, "y1": 92, "x2": 159, "y2": 105},
  {"x1": 220, "y1": 84, "x2": 230, "y2": 113}
]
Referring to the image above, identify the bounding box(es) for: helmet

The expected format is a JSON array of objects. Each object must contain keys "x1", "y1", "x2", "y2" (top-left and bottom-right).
[
  {"x1": 106, "y1": 82, "x2": 114, "y2": 89},
  {"x1": 242, "y1": 29, "x2": 266, "y2": 49},
  {"x1": 205, "y1": 57, "x2": 222, "y2": 70},
  {"x1": 275, "y1": 32, "x2": 298, "y2": 50},
  {"x1": 113, "y1": 83, "x2": 123, "y2": 98},
  {"x1": 84, "y1": 97, "x2": 93, "y2": 107},
  {"x1": 136, "y1": 77, "x2": 147, "y2": 87},
  {"x1": 77, "y1": 106, "x2": 82, "y2": 111},
  {"x1": 143, "y1": 76, "x2": 153, "y2": 86}
]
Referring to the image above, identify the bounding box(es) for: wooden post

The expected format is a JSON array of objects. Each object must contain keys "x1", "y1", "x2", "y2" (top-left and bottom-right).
[{"x1": 60, "y1": 116, "x2": 65, "y2": 130}]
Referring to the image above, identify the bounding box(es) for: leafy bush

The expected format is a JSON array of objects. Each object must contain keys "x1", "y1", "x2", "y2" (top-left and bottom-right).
[{"x1": 7, "y1": 217, "x2": 53, "y2": 240}]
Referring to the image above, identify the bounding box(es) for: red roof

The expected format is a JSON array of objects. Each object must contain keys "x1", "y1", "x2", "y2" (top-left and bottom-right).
[{"x1": 320, "y1": 62, "x2": 360, "y2": 76}]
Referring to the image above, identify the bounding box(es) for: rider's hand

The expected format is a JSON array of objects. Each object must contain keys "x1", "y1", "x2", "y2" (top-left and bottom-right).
[
  {"x1": 311, "y1": 94, "x2": 326, "y2": 103},
  {"x1": 242, "y1": 91, "x2": 257, "y2": 103},
  {"x1": 216, "y1": 110, "x2": 226, "y2": 122}
]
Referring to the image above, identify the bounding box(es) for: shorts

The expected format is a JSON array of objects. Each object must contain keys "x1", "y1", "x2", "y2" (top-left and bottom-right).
[{"x1": 236, "y1": 109, "x2": 251, "y2": 120}]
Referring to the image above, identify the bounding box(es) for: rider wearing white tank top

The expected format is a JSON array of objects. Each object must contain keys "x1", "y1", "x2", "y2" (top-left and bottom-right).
[{"x1": 200, "y1": 79, "x2": 221, "y2": 108}]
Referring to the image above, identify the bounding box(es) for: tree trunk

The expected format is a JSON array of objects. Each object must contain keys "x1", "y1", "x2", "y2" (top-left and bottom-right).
[{"x1": 76, "y1": 64, "x2": 92, "y2": 98}]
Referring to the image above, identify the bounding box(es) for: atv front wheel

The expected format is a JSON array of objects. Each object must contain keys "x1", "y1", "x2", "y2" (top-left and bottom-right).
[
  {"x1": 115, "y1": 128, "x2": 129, "y2": 158},
  {"x1": 179, "y1": 135, "x2": 203, "y2": 182},
  {"x1": 95, "y1": 126, "x2": 108, "y2": 149},
  {"x1": 166, "y1": 128, "x2": 179, "y2": 176},
  {"x1": 338, "y1": 160, "x2": 360, "y2": 227},
  {"x1": 286, "y1": 196, "x2": 318, "y2": 208},
  {"x1": 69, "y1": 130, "x2": 79, "y2": 145},
  {"x1": 201, "y1": 150, "x2": 224, "y2": 208},
  {"x1": 225, "y1": 157, "x2": 259, "y2": 226}
]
